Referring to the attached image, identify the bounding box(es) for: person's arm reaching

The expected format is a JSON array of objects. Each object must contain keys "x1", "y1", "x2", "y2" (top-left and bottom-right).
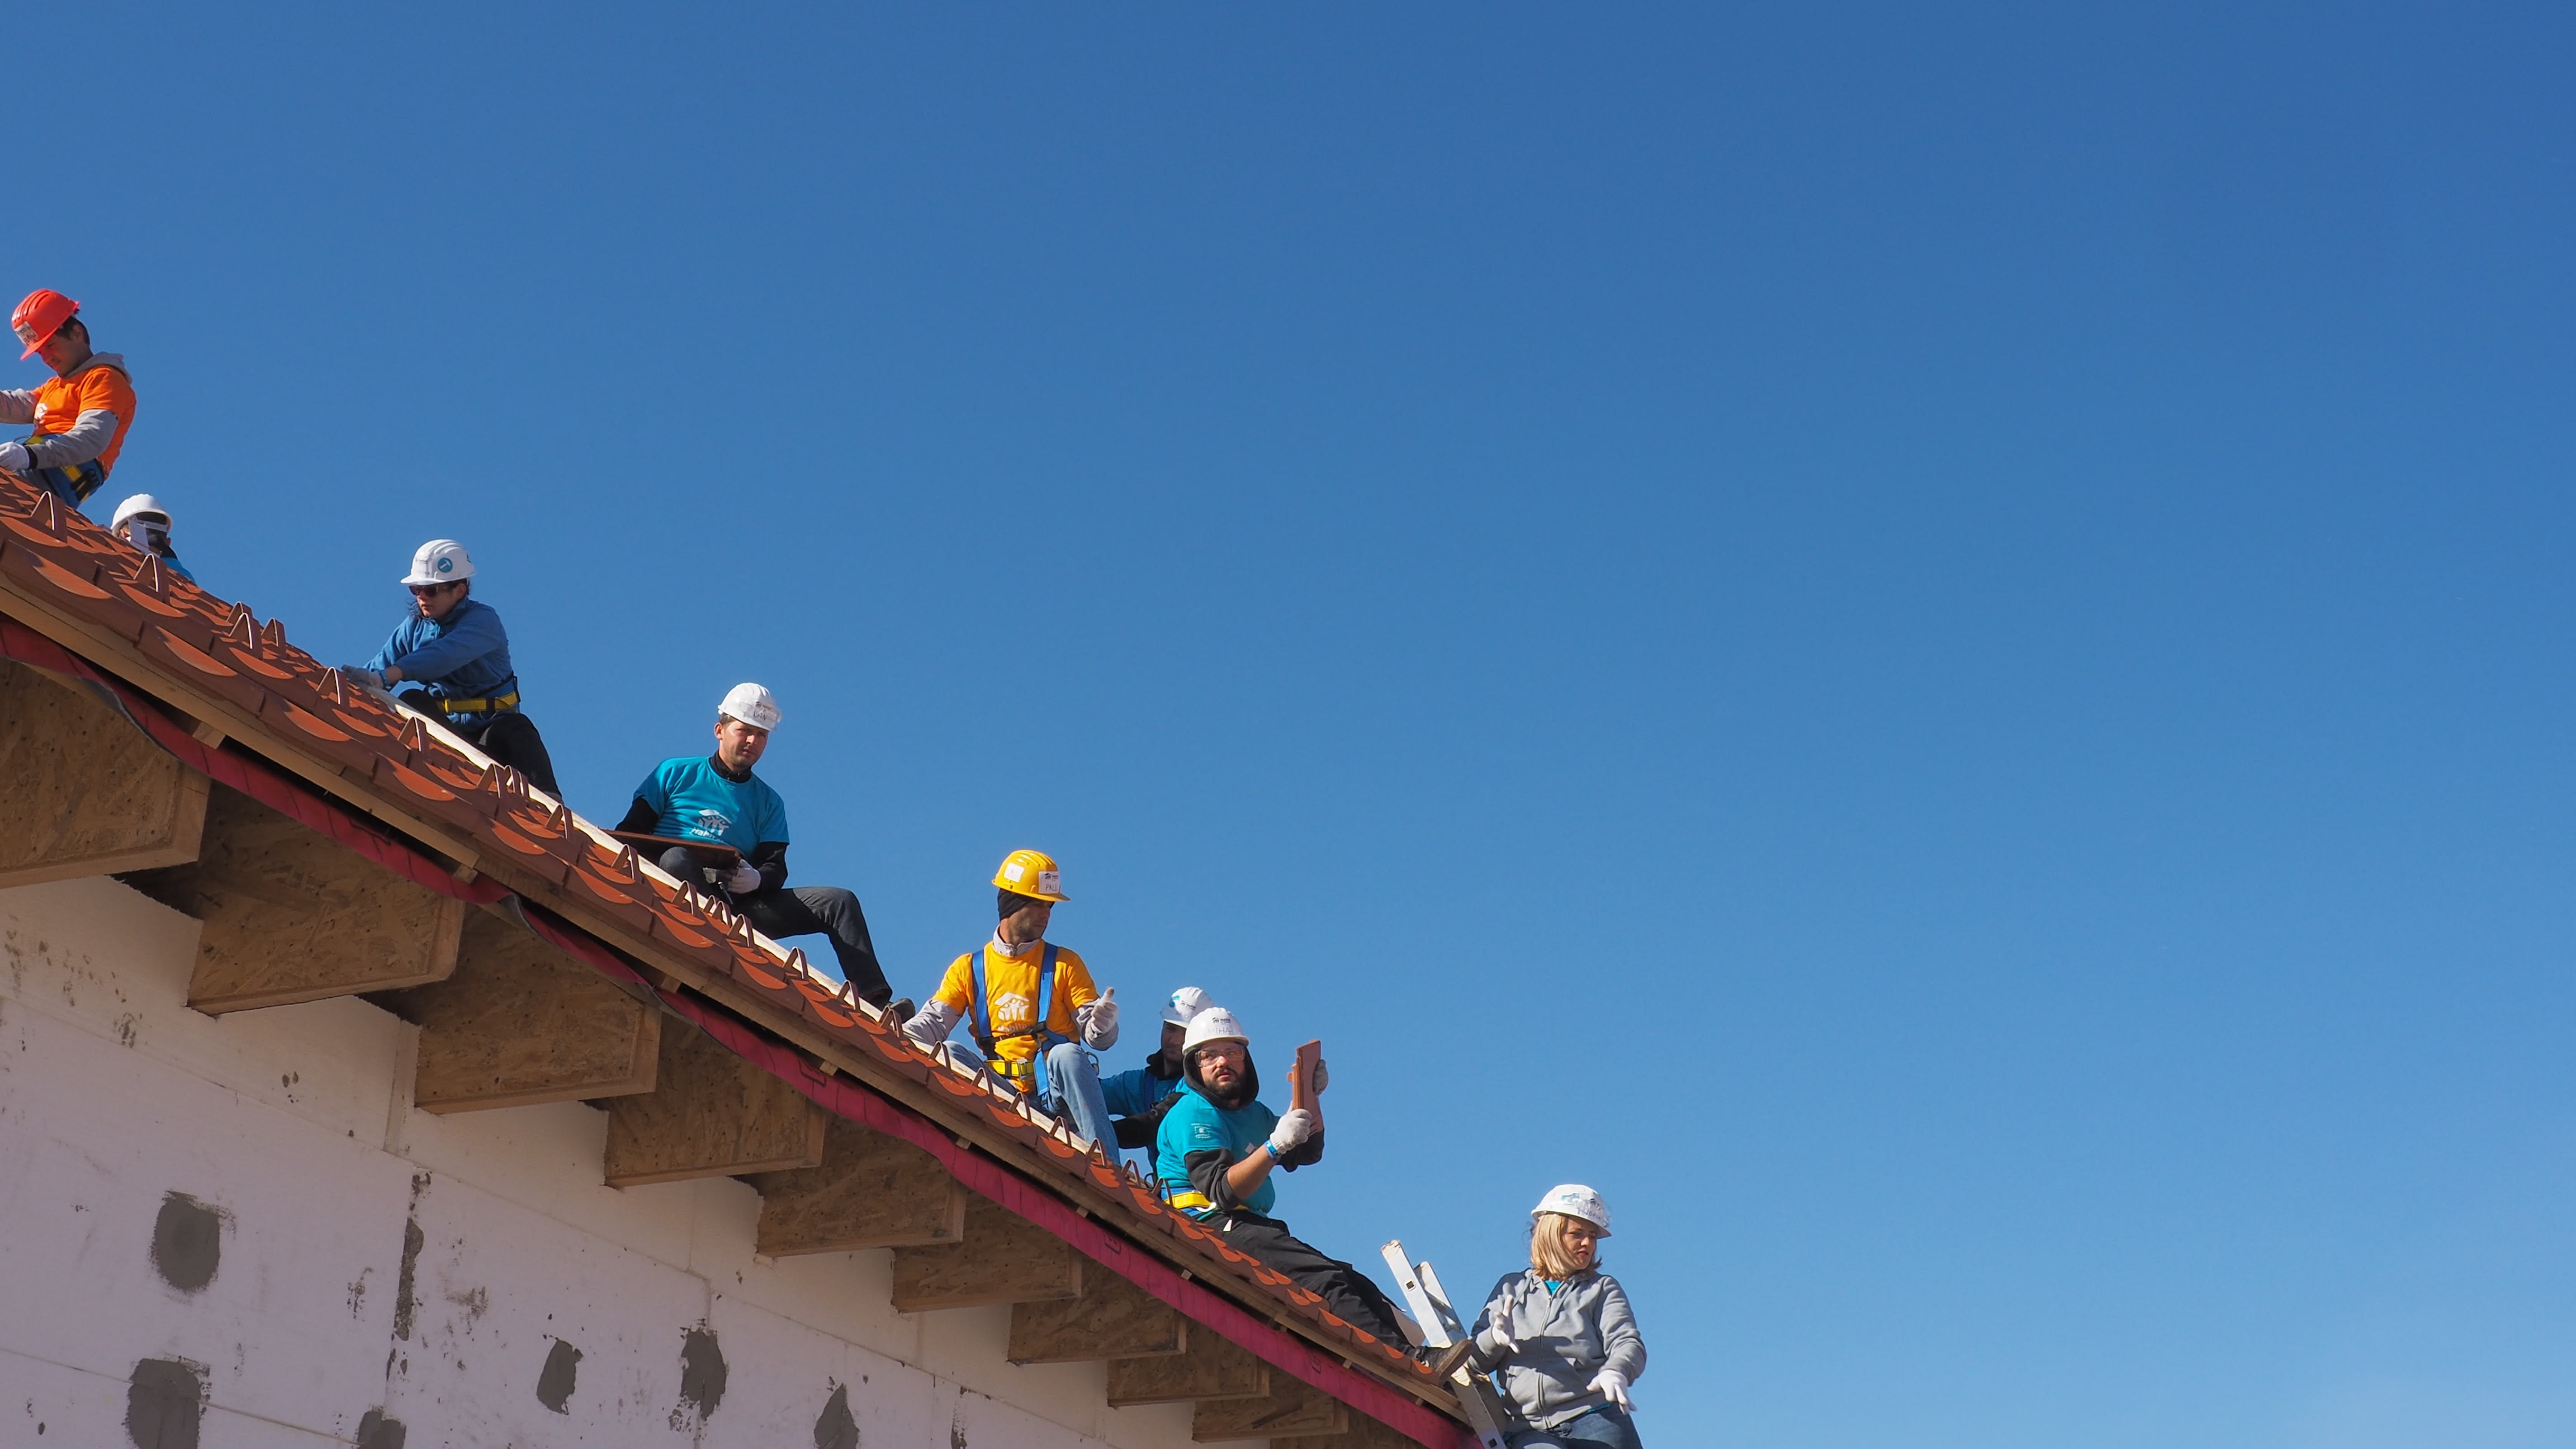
[
  {"x1": 746, "y1": 842, "x2": 788, "y2": 893},
  {"x1": 1182, "y1": 1109, "x2": 1315, "y2": 1210},
  {"x1": 902, "y1": 998, "x2": 960, "y2": 1050},
  {"x1": 1595, "y1": 1277, "x2": 1646, "y2": 1383},
  {"x1": 0, "y1": 391, "x2": 34, "y2": 425},
  {"x1": 384, "y1": 605, "x2": 505, "y2": 684},
  {"x1": 23, "y1": 409, "x2": 118, "y2": 469}
]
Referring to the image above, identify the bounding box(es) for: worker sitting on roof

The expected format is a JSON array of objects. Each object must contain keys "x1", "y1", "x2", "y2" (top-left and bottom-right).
[
  {"x1": 901, "y1": 851, "x2": 1122, "y2": 1150},
  {"x1": 0, "y1": 290, "x2": 136, "y2": 510},
  {"x1": 618, "y1": 684, "x2": 906, "y2": 1016},
  {"x1": 108, "y1": 494, "x2": 193, "y2": 584},
  {"x1": 1154, "y1": 1007, "x2": 1414, "y2": 1348},
  {"x1": 344, "y1": 540, "x2": 561, "y2": 797},
  {"x1": 1104, "y1": 986, "x2": 1213, "y2": 1160}
]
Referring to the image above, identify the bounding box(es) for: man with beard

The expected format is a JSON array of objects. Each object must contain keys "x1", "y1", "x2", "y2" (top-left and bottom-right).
[{"x1": 1154, "y1": 1007, "x2": 1413, "y2": 1347}]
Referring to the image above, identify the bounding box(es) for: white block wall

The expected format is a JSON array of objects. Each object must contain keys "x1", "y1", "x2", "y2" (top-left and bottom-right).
[{"x1": 0, "y1": 877, "x2": 1222, "y2": 1449}]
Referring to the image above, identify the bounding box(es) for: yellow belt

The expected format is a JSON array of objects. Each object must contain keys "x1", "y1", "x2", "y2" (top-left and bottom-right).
[{"x1": 438, "y1": 690, "x2": 520, "y2": 714}]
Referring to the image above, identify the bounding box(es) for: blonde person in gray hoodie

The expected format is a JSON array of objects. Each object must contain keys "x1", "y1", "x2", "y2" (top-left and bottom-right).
[{"x1": 1464, "y1": 1185, "x2": 1647, "y2": 1448}]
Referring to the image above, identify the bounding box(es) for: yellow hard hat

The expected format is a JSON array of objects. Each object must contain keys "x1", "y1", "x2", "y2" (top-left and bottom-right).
[{"x1": 992, "y1": 849, "x2": 1069, "y2": 902}]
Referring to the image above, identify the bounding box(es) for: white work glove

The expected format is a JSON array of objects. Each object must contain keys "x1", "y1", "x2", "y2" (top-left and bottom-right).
[
  {"x1": 1479, "y1": 1296, "x2": 1518, "y2": 1356},
  {"x1": 1085, "y1": 987, "x2": 1119, "y2": 1042},
  {"x1": 722, "y1": 860, "x2": 763, "y2": 894},
  {"x1": 0, "y1": 441, "x2": 27, "y2": 472},
  {"x1": 1588, "y1": 1368, "x2": 1631, "y2": 1410},
  {"x1": 1266, "y1": 1107, "x2": 1316, "y2": 1157},
  {"x1": 340, "y1": 666, "x2": 386, "y2": 692}
]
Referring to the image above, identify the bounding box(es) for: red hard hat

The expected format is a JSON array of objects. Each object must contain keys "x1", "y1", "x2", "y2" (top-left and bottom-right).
[{"x1": 13, "y1": 290, "x2": 80, "y2": 359}]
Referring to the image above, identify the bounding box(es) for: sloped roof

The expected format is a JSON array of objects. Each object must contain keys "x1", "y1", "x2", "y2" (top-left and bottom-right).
[{"x1": 0, "y1": 471, "x2": 1469, "y2": 1449}]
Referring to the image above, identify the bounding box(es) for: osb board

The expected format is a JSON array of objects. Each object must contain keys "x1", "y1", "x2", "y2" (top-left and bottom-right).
[
  {"x1": 394, "y1": 909, "x2": 661, "y2": 1113},
  {"x1": 125, "y1": 783, "x2": 463, "y2": 1014},
  {"x1": 602, "y1": 1021, "x2": 826, "y2": 1186},
  {"x1": 1105, "y1": 1327, "x2": 1271, "y2": 1407},
  {"x1": 1193, "y1": 1379, "x2": 1349, "y2": 1441},
  {"x1": 750, "y1": 1115, "x2": 966, "y2": 1257},
  {"x1": 888, "y1": 1194, "x2": 1082, "y2": 1313},
  {"x1": 0, "y1": 656, "x2": 207, "y2": 886},
  {"x1": 1008, "y1": 1265, "x2": 1187, "y2": 1363}
]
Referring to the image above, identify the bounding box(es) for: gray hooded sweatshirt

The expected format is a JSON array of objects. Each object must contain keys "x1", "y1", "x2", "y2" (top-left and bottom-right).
[{"x1": 1466, "y1": 1267, "x2": 1647, "y2": 1429}]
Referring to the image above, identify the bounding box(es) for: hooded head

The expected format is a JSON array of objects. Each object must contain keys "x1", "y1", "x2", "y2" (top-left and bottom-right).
[{"x1": 1180, "y1": 1006, "x2": 1259, "y2": 1110}]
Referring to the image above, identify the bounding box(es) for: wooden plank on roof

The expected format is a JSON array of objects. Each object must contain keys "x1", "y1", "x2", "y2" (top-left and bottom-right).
[
  {"x1": 889, "y1": 1194, "x2": 1083, "y2": 1312},
  {"x1": 394, "y1": 908, "x2": 661, "y2": 1114},
  {"x1": 1193, "y1": 1378, "x2": 1350, "y2": 1441},
  {"x1": 125, "y1": 782, "x2": 463, "y2": 1013},
  {"x1": 1106, "y1": 1332, "x2": 1272, "y2": 1407},
  {"x1": 750, "y1": 1115, "x2": 967, "y2": 1256},
  {"x1": 1008, "y1": 1267, "x2": 1188, "y2": 1363},
  {"x1": 603, "y1": 1020, "x2": 827, "y2": 1185},
  {"x1": 0, "y1": 656, "x2": 208, "y2": 888}
]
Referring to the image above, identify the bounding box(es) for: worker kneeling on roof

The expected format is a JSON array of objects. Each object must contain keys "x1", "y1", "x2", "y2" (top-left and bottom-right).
[
  {"x1": 618, "y1": 684, "x2": 904, "y2": 1015},
  {"x1": 1, "y1": 289, "x2": 136, "y2": 510},
  {"x1": 109, "y1": 494, "x2": 193, "y2": 583},
  {"x1": 1154, "y1": 1007, "x2": 1414, "y2": 1348},
  {"x1": 903, "y1": 852, "x2": 1122, "y2": 1150},
  {"x1": 1101, "y1": 986, "x2": 1213, "y2": 1162},
  {"x1": 345, "y1": 541, "x2": 560, "y2": 796}
]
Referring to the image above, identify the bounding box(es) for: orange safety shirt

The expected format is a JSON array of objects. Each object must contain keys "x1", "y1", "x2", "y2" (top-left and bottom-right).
[{"x1": 27, "y1": 358, "x2": 136, "y2": 474}]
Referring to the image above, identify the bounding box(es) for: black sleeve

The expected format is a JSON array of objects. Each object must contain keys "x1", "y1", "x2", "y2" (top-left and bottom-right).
[
  {"x1": 749, "y1": 841, "x2": 788, "y2": 892},
  {"x1": 615, "y1": 797, "x2": 659, "y2": 834},
  {"x1": 1183, "y1": 1148, "x2": 1246, "y2": 1213},
  {"x1": 1279, "y1": 1130, "x2": 1323, "y2": 1171}
]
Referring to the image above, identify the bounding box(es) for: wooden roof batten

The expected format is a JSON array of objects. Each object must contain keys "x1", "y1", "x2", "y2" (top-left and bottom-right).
[{"x1": 0, "y1": 468, "x2": 1469, "y2": 1449}]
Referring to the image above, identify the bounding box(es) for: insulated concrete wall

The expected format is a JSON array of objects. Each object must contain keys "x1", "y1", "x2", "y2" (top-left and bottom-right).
[{"x1": 0, "y1": 877, "x2": 1218, "y2": 1449}]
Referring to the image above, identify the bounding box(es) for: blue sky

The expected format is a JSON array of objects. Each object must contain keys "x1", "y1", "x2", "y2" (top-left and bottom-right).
[{"x1": 16, "y1": 4, "x2": 2574, "y2": 1445}]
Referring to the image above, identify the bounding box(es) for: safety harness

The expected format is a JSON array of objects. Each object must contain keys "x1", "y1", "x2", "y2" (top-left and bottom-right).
[
  {"x1": 966, "y1": 943, "x2": 1074, "y2": 1105},
  {"x1": 434, "y1": 688, "x2": 522, "y2": 716}
]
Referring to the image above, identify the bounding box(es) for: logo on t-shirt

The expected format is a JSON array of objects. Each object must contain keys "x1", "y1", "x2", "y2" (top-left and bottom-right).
[
  {"x1": 686, "y1": 808, "x2": 735, "y2": 840},
  {"x1": 992, "y1": 991, "x2": 1034, "y2": 1027}
]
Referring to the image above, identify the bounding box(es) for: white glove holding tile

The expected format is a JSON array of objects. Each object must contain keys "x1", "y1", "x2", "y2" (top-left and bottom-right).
[{"x1": 1267, "y1": 1107, "x2": 1316, "y2": 1156}]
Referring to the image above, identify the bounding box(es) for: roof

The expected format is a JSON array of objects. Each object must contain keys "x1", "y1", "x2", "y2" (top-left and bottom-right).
[{"x1": 0, "y1": 471, "x2": 1473, "y2": 1449}]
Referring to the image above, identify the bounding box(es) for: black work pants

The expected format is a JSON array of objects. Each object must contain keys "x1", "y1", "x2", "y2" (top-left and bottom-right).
[
  {"x1": 397, "y1": 693, "x2": 560, "y2": 796},
  {"x1": 654, "y1": 846, "x2": 892, "y2": 1008},
  {"x1": 1215, "y1": 1212, "x2": 1412, "y2": 1347}
]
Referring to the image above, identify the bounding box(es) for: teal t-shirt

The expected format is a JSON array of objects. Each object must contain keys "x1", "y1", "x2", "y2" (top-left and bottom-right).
[
  {"x1": 633, "y1": 756, "x2": 789, "y2": 855},
  {"x1": 1153, "y1": 1083, "x2": 1281, "y2": 1218}
]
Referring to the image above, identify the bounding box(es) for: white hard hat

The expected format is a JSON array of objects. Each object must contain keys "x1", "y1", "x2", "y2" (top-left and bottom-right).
[
  {"x1": 110, "y1": 494, "x2": 172, "y2": 530},
  {"x1": 1181, "y1": 1007, "x2": 1248, "y2": 1057},
  {"x1": 1531, "y1": 1183, "x2": 1612, "y2": 1236},
  {"x1": 718, "y1": 683, "x2": 782, "y2": 730},
  {"x1": 401, "y1": 539, "x2": 476, "y2": 586},
  {"x1": 1163, "y1": 986, "x2": 1214, "y2": 1027}
]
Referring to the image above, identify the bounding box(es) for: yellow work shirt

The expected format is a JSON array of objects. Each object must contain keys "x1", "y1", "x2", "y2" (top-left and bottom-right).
[{"x1": 929, "y1": 941, "x2": 1098, "y2": 1076}]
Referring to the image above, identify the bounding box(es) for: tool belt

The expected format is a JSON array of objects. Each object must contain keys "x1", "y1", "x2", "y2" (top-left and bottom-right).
[
  {"x1": 21, "y1": 446, "x2": 106, "y2": 506},
  {"x1": 435, "y1": 689, "x2": 520, "y2": 715}
]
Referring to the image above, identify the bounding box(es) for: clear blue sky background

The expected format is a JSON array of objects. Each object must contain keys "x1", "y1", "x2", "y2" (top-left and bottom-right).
[{"x1": 15, "y1": 4, "x2": 2574, "y2": 1445}]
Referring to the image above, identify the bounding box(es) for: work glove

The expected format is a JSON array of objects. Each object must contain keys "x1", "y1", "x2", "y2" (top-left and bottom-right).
[
  {"x1": 1478, "y1": 1289, "x2": 1518, "y2": 1356},
  {"x1": 1588, "y1": 1368, "x2": 1631, "y2": 1410},
  {"x1": 340, "y1": 666, "x2": 386, "y2": 692},
  {"x1": 722, "y1": 860, "x2": 763, "y2": 894},
  {"x1": 0, "y1": 441, "x2": 27, "y2": 472},
  {"x1": 1266, "y1": 1107, "x2": 1316, "y2": 1156},
  {"x1": 1086, "y1": 987, "x2": 1118, "y2": 1040}
]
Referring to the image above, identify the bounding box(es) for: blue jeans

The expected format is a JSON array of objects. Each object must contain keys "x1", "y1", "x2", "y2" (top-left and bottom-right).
[
  {"x1": 1509, "y1": 1405, "x2": 1643, "y2": 1449},
  {"x1": 1039, "y1": 1041, "x2": 1114, "y2": 1152}
]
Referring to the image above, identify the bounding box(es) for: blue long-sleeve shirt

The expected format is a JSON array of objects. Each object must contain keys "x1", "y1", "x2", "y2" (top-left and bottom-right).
[{"x1": 364, "y1": 596, "x2": 519, "y2": 712}]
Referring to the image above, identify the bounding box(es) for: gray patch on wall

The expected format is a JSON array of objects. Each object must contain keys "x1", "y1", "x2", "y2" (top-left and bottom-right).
[
  {"x1": 355, "y1": 1408, "x2": 406, "y2": 1449},
  {"x1": 391, "y1": 1218, "x2": 425, "y2": 1341},
  {"x1": 150, "y1": 1192, "x2": 224, "y2": 1294},
  {"x1": 125, "y1": 1357, "x2": 205, "y2": 1449},
  {"x1": 536, "y1": 1339, "x2": 582, "y2": 1414},
  {"x1": 677, "y1": 1327, "x2": 727, "y2": 1420},
  {"x1": 814, "y1": 1381, "x2": 858, "y2": 1449}
]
